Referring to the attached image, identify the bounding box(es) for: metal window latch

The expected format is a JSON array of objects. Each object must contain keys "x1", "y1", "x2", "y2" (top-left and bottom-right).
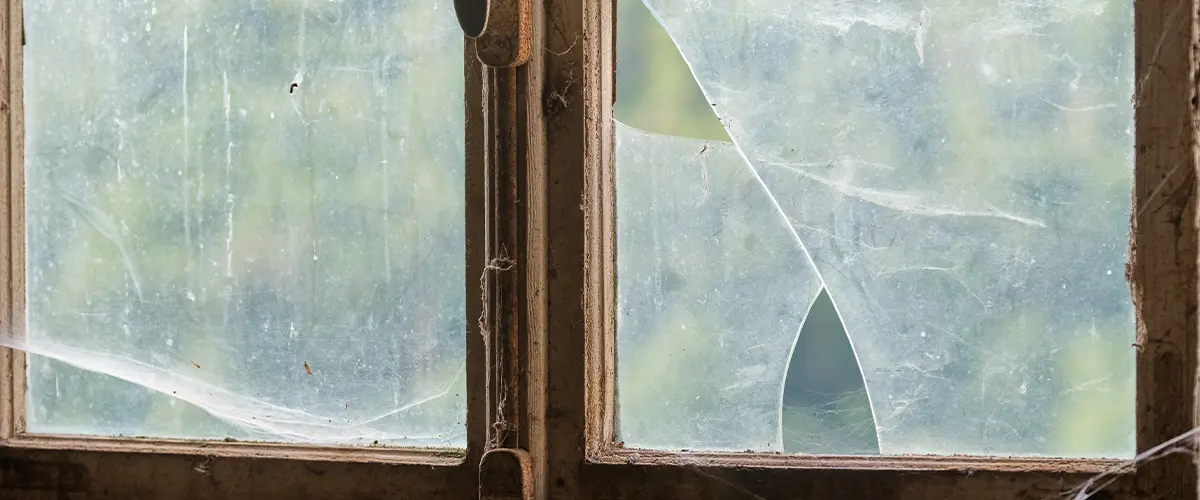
[
  {"x1": 454, "y1": 0, "x2": 531, "y2": 68},
  {"x1": 478, "y1": 449, "x2": 532, "y2": 500}
]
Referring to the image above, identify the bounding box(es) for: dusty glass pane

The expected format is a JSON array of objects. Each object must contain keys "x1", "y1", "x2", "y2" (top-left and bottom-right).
[
  {"x1": 616, "y1": 0, "x2": 1134, "y2": 457},
  {"x1": 18, "y1": 0, "x2": 465, "y2": 446}
]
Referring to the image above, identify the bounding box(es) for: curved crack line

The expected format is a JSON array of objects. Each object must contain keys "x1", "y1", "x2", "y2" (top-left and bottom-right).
[{"x1": 637, "y1": 0, "x2": 882, "y2": 452}]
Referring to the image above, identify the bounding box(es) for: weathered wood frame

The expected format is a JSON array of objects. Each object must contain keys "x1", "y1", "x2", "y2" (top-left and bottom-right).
[
  {"x1": 537, "y1": 0, "x2": 1200, "y2": 498},
  {"x1": 0, "y1": 1, "x2": 498, "y2": 497},
  {"x1": 0, "y1": 0, "x2": 1194, "y2": 496}
]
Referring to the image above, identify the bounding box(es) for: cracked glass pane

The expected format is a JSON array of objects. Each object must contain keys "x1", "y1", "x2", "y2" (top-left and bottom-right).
[
  {"x1": 616, "y1": 0, "x2": 1134, "y2": 457},
  {"x1": 19, "y1": 0, "x2": 466, "y2": 445}
]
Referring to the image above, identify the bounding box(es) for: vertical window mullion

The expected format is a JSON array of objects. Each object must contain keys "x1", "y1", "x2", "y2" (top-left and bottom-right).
[{"x1": 1130, "y1": 0, "x2": 1200, "y2": 495}]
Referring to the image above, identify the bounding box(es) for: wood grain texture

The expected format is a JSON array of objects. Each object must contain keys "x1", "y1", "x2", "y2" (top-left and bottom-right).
[
  {"x1": 1129, "y1": 0, "x2": 1200, "y2": 498},
  {"x1": 0, "y1": 447, "x2": 473, "y2": 500},
  {"x1": 475, "y1": 0, "x2": 533, "y2": 68},
  {"x1": 582, "y1": 463, "x2": 1119, "y2": 500},
  {"x1": 0, "y1": 0, "x2": 1196, "y2": 497},
  {"x1": 480, "y1": 448, "x2": 534, "y2": 500},
  {"x1": 592, "y1": 449, "x2": 1121, "y2": 474},
  {"x1": 479, "y1": 56, "x2": 548, "y2": 495},
  {"x1": 521, "y1": 0, "x2": 548, "y2": 494},
  {"x1": 0, "y1": 0, "x2": 23, "y2": 442},
  {"x1": 466, "y1": 36, "x2": 491, "y2": 493},
  {"x1": 540, "y1": 0, "x2": 610, "y2": 497}
]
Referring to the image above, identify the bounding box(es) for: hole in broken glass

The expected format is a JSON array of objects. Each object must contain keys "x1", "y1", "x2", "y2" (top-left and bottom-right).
[
  {"x1": 782, "y1": 289, "x2": 879, "y2": 455},
  {"x1": 614, "y1": 0, "x2": 727, "y2": 142}
]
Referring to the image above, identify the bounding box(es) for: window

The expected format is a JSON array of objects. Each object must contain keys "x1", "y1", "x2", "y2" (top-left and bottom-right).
[
  {"x1": 22, "y1": 0, "x2": 467, "y2": 446},
  {"x1": 0, "y1": 0, "x2": 1196, "y2": 498},
  {"x1": 1, "y1": 0, "x2": 484, "y2": 496},
  {"x1": 613, "y1": 0, "x2": 1134, "y2": 458}
]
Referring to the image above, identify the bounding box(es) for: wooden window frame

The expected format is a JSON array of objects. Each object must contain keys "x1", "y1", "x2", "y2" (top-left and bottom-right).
[
  {"x1": 0, "y1": 0, "x2": 501, "y2": 497},
  {"x1": 0, "y1": 0, "x2": 1195, "y2": 496},
  {"x1": 536, "y1": 0, "x2": 1200, "y2": 498}
]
